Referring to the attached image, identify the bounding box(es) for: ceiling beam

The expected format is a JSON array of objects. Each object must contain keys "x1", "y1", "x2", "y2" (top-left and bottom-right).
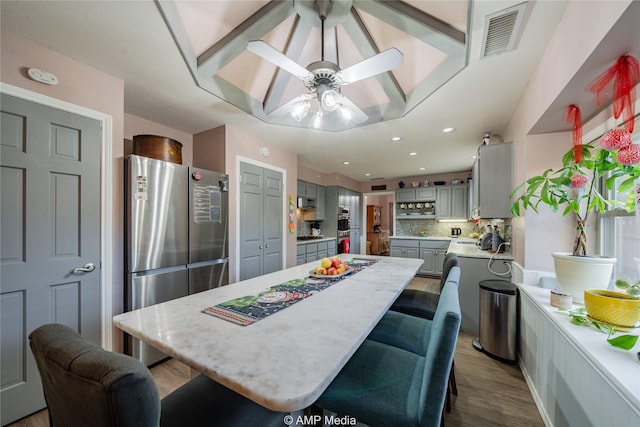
[
  {"x1": 197, "y1": 0, "x2": 296, "y2": 77},
  {"x1": 263, "y1": 14, "x2": 313, "y2": 114},
  {"x1": 341, "y1": 8, "x2": 406, "y2": 116},
  {"x1": 354, "y1": 0, "x2": 466, "y2": 53}
]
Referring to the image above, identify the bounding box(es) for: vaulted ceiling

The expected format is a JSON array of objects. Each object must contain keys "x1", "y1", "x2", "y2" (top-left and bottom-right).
[{"x1": 5, "y1": 1, "x2": 634, "y2": 181}]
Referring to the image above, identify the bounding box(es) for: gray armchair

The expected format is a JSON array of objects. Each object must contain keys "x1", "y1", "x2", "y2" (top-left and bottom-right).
[{"x1": 29, "y1": 324, "x2": 286, "y2": 427}]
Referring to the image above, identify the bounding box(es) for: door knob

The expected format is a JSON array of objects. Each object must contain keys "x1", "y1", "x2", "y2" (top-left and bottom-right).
[
  {"x1": 73, "y1": 262, "x2": 96, "y2": 274},
  {"x1": 259, "y1": 245, "x2": 263, "y2": 249},
  {"x1": 266, "y1": 244, "x2": 270, "y2": 248}
]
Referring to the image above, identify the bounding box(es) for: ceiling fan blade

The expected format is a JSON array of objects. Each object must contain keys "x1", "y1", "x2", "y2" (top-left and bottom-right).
[
  {"x1": 247, "y1": 40, "x2": 313, "y2": 80},
  {"x1": 335, "y1": 48, "x2": 403, "y2": 85}
]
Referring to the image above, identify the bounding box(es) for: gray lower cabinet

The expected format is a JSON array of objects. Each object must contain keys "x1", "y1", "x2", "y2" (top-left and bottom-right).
[
  {"x1": 418, "y1": 240, "x2": 449, "y2": 276},
  {"x1": 296, "y1": 239, "x2": 337, "y2": 265},
  {"x1": 389, "y1": 239, "x2": 420, "y2": 259}
]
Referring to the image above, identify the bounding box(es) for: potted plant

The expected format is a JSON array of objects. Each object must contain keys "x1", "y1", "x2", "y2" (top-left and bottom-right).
[
  {"x1": 510, "y1": 132, "x2": 639, "y2": 299},
  {"x1": 511, "y1": 55, "x2": 640, "y2": 301}
]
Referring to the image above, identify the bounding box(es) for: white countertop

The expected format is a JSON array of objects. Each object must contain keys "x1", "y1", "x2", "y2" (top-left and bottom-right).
[
  {"x1": 447, "y1": 238, "x2": 513, "y2": 260},
  {"x1": 113, "y1": 255, "x2": 423, "y2": 412},
  {"x1": 389, "y1": 235, "x2": 455, "y2": 241},
  {"x1": 296, "y1": 237, "x2": 336, "y2": 244},
  {"x1": 519, "y1": 284, "x2": 640, "y2": 409},
  {"x1": 389, "y1": 235, "x2": 514, "y2": 260}
]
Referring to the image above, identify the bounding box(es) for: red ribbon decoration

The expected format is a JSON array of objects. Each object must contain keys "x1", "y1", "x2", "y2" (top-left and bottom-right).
[
  {"x1": 564, "y1": 104, "x2": 582, "y2": 163},
  {"x1": 587, "y1": 55, "x2": 640, "y2": 133}
]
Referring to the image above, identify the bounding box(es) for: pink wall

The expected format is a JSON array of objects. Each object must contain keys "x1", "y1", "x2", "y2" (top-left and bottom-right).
[
  {"x1": 193, "y1": 125, "x2": 226, "y2": 173},
  {"x1": 503, "y1": 1, "x2": 631, "y2": 272},
  {"x1": 1, "y1": 30, "x2": 126, "y2": 349},
  {"x1": 124, "y1": 113, "x2": 194, "y2": 166},
  {"x1": 224, "y1": 125, "x2": 299, "y2": 282}
]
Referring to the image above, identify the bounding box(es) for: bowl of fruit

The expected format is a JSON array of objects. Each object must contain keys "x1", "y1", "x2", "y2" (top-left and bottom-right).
[
  {"x1": 311, "y1": 256, "x2": 352, "y2": 278},
  {"x1": 419, "y1": 230, "x2": 428, "y2": 237}
]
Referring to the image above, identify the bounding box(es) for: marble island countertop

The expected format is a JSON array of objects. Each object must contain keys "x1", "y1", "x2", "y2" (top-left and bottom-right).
[{"x1": 113, "y1": 255, "x2": 424, "y2": 412}]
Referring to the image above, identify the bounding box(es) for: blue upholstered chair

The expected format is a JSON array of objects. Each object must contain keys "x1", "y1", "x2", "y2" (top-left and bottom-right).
[
  {"x1": 29, "y1": 324, "x2": 286, "y2": 427},
  {"x1": 386, "y1": 253, "x2": 460, "y2": 408},
  {"x1": 315, "y1": 278, "x2": 461, "y2": 427},
  {"x1": 390, "y1": 253, "x2": 459, "y2": 319}
]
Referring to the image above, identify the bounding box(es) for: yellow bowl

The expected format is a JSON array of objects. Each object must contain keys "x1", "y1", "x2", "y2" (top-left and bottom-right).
[{"x1": 584, "y1": 289, "x2": 640, "y2": 328}]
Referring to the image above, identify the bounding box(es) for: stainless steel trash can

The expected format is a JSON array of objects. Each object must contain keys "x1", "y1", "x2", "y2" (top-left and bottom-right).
[{"x1": 475, "y1": 280, "x2": 518, "y2": 363}]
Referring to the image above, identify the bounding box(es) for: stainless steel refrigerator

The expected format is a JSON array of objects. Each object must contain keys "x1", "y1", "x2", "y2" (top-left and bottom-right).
[{"x1": 125, "y1": 154, "x2": 229, "y2": 365}]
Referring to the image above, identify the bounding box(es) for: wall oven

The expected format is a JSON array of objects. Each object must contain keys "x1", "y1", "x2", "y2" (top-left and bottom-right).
[{"x1": 337, "y1": 208, "x2": 350, "y2": 253}]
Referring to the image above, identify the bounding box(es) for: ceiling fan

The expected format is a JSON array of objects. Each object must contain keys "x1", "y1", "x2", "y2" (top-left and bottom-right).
[{"x1": 247, "y1": 0, "x2": 403, "y2": 129}]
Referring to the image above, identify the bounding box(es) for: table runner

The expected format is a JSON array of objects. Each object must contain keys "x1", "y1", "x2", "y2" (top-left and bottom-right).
[{"x1": 203, "y1": 258, "x2": 378, "y2": 325}]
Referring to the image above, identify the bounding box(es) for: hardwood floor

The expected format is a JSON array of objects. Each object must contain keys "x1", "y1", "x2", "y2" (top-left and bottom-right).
[{"x1": 8, "y1": 276, "x2": 543, "y2": 427}]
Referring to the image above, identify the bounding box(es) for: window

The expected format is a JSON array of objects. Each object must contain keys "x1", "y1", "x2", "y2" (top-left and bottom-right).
[{"x1": 599, "y1": 124, "x2": 640, "y2": 283}]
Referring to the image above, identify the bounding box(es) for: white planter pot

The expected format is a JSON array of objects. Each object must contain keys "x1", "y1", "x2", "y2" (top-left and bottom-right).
[{"x1": 552, "y1": 252, "x2": 616, "y2": 304}]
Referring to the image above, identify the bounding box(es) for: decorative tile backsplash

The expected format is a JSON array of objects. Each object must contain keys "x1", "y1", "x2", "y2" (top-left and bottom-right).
[{"x1": 395, "y1": 218, "x2": 512, "y2": 242}]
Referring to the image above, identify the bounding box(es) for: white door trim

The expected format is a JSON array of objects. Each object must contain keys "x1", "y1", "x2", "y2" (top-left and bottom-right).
[
  {"x1": 1, "y1": 82, "x2": 115, "y2": 350},
  {"x1": 235, "y1": 156, "x2": 287, "y2": 281},
  {"x1": 363, "y1": 190, "x2": 397, "y2": 236}
]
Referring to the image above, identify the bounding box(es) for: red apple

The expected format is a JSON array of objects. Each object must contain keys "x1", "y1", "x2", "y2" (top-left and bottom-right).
[
  {"x1": 327, "y1": 267, "x2": 337, "y2": 276},
  {"x1": 331, "y1": 258, "x2": 341, "y2": 269}
]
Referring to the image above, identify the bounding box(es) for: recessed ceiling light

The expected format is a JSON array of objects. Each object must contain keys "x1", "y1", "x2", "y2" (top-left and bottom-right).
[
  {"x1": 409, "y1": 152, "x2": 417, "y2": 156},
  {"x1": 365, "y1": 173, "x2": 371, "y2": 176},
  {"x1": 420, "y1": 167, "x2": 426, "y2": 171},
  {"x1": 343, "y1": 161, "x2": 350, "y2": 165},
  {"x1": 390, "y1": 136, "x2": 401, "y2": 141},
  {"x1": 442, "y1": 127, "x2": 455, "y2": 133}
]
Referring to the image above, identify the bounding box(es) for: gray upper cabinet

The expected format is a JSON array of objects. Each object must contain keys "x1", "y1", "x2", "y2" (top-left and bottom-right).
[
  {"x1": 475, "y1": 142, "x2": 513, "y2": 218},
  {"x1": 303, "y1": 184, "x2": 325, "y2": 221},
  {"x1": 315, "y1": 185, "x2": 325, "y2": 220},
  {"x1": 396, "y1": 187, "x2": 436, "y2": 202},
  {"x1": 436, "y1": 185, "x2": 468, "y2": 220},
  {"x1": 416, "y1": 187, "x2": 436, "y2": 200},
  {"x1": 297, "y1": 180, "x2": 317, "y2": 200},
  {"x1": 396, "y1": 189, "x2": 416, "y2": 202}
]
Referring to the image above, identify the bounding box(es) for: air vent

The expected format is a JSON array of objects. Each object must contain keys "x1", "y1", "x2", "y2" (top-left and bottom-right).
[
  {"x1": 480, "y1": 3, "x2": 527, "y2": 59},
  {"x1": 371, "y1": 184, "x2": 387, "y2": 191}
]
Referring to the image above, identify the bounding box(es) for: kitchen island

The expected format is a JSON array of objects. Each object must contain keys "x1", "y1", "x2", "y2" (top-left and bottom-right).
[{"x1": 113, "y1": 255, "x2": 423, "y2": 412}]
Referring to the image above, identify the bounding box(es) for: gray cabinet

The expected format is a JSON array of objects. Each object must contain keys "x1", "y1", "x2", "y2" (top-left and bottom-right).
[
  {"x1": 396, "y1": 189, "x2": 416, "y2": 202},
  {"x1": 297, "y1": 180, "x2": 317, "y2": 199},
  {"x1": 416, "y1": 187, "x2": 436, "y2": 200},
  {"x1": 303, "y1": 184, "x2": 325, "y2": 221},
  {"x1": 418, "y1": 240, "x2": 449, "y2": 276},
  {"x1": 389, "y1": 239, "x2": 420, "y2": 259},
  {"x1": 475, "y1": 142, "x2": 513, "y2": 218},
  {"x1": 436, "y1": 185, "x2": 468, "y2": 220},
  {"x1": 396, "y1": 188, "x2": 436, "y2": 202},
  {"x1": 296, "y1": 239, "x2": 337, "y2": 266}
]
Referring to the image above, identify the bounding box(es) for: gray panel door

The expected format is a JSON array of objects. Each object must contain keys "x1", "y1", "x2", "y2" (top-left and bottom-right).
[
  {"x1": 239, "y1": 163, "x2": 282, "y2": 281},
  {"x1": 262, "y1": 168, "x2": 283, "y2": 275},
  {"x1": 1, "y1": 94, "x2": 101, "y2": 424}
]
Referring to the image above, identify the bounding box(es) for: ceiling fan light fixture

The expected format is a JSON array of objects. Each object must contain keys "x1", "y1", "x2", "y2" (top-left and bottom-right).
[
  {"x1": 291, "y1": 99, "x2": 311, "y2": 121},
  {"x1": 309, "y1": 111, "x2": 323, "y2": 131},
  {"x1": 316, "y1": 83, "x2": 339, "y2": 112},
  {"x1": 336, "y1": 103, "x2": 354, "y2": 124}
]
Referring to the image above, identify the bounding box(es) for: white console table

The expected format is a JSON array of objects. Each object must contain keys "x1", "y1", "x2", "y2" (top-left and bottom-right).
[{"x1": 518, "y1": 284, "x2": 640, "y2": 426}]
